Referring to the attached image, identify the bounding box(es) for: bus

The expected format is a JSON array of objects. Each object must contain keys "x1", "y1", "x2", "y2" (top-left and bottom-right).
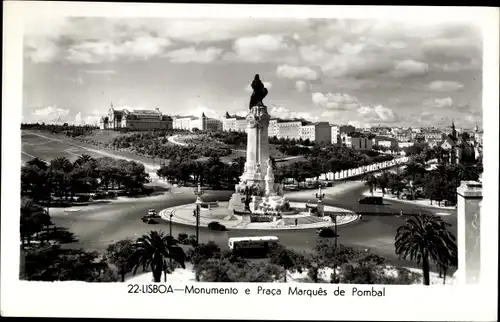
[{"x1": 228, "y1": 236, "x2": 279, "y2": 253}]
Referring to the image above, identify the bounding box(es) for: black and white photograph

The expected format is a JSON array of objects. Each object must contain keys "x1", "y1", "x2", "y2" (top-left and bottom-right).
[{"x1": 2, "y1": 2, "x2": 498, "y2": 320}]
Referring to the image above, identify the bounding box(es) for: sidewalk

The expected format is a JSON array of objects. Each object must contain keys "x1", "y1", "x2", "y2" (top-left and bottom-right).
[
  {"x1": 362, "y1": 189, "x2": 456, "y2": 210},
  {"x1": 159, "y1": 201, "x2": 359, "y2": 230}
]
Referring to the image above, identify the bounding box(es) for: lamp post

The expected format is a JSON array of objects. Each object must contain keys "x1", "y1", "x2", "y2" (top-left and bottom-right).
[
  {"x1": 315, "y1": 187, "x2": 325, "y2": 217},
  {"x1": 169, "y1": 212, "x2": 173, "y2": 237},
  {"x1": 315, "y1": 186, "x2": 325, "y2": 201},
  {"x1": 193, "y1": 183, "x2": 205, "y2": 246}
]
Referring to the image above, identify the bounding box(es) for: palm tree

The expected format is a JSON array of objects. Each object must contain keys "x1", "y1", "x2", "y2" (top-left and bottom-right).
[
  {"x1": 50, "y1": 157, "x2": 73, "y2": 172},
  {"x1": 75, "y1": 154, "x2": 95, "y2": 166},
  {"x1": 395, "y1": 214, "x2": 457, "y2": 285},
  {"x1": 130, "y1": 231, "x2": 186, "y2": 282},
  {"x1": 455, "y1": 163, "x2": 478, "y2": 184}
]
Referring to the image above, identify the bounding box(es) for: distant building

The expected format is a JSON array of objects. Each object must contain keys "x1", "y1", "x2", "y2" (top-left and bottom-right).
[
  {"x1": 100, "y1": 106, "x2": 173, "y2": 131},
  {"x1": 398, "y1": 141, "x2": 414, "y2": 149},
  {"x1": 330, "y1": 125, "x2": 339, "y2": 144},
  {"x1": 394, "y1": 130, "x2": 412, "y2": 142},
  {"x1": 299, "y1": 122, "x2": 332, "y2": 144},
  {"x1": 343, "y1": 132, "x2": 373, "y2": 151},
  {"x1": 222, "y1": 112, "x2": 247, "y2": 132},
  {"x1": 339, "y1": 125, "x2": 356, "y2": 135},
  {"x1": 268, "y1": 119, "x2": 279, "y2": 138},
  {"x1": 423, "y1": 130, "x2": 443, "y2": 141},
  {"x1": 372, "y1": 135, "x2": 397, "y2": 149},
  {"x1": 276, "y1": 119, "x2": 304, "y2": 140},
  {"x1": 473, "y1": 124, "x2": 483, "y2": 146},
  {"x1": 173, "y1": 113, "x2": 222, "y2": 132}
]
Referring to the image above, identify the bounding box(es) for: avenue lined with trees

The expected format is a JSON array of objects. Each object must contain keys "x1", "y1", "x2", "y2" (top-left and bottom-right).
[{"x1": 364, "y1": 151, "x2": 481, "y2": 206}]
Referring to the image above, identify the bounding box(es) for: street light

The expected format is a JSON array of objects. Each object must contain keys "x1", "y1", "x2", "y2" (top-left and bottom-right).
[
  {"x1": 193, "y1": 182, "x2": 205, "y2": 246},
  {"x1": 315, "y1": 186, "x2": 325, "y2": 201},
  {"x1": 169, "y1": 212, "x2": 173, "y2": 236}
]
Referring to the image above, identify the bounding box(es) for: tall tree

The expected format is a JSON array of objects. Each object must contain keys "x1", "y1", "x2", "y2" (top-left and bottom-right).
[
  {"x1": 130, "y1": 231, "x2": 186, "y2": 283},
  {"x1": 395, "y1": 214, "x2": 457, "y2": 285},
  {"x1": 107, "y1": 239, "x2": 135, "y2": 282}
]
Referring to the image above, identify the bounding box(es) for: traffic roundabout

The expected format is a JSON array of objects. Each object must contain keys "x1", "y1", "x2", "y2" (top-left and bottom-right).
[{"x1": 159, "y1": 201, "x2": 360, "y2": 230}]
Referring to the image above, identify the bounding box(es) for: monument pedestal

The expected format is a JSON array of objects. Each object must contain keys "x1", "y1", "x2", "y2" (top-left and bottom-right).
[
  {"x1": 228, "y1": 192, "x2": 245, "y2": 213},
  {"x1": 456, "y1": 180, "x2": 482, "y2": 284}
]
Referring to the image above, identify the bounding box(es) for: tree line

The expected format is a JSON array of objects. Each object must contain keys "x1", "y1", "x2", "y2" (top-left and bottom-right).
[
  {"x1": 21, "y1": 155, "x2": 150, "y2": 204},
  {"x1": 22, "y1": 123, "x2": 99, "y2": 138},
  {"x1": 365, "y1": 154, "x2": 481, "y2": 205}
]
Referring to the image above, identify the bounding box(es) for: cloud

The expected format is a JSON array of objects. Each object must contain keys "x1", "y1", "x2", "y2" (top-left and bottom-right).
[
  {"x1": 225, "y1": 34, "x2": 295, "y2": 63},
  {"x1": 66, "y1": 36, "x2": 172, "y2": 64},
  {"x1": 428, "y1": 80, "x2": 465, "y2": 92},
  {"x1": 74, "y1": 112, "x2": 83, "y2": 124},
  {"x1": 244, "y1": 82, "x2": 273, "y2": 93},
  {"x1": 29, "y1": 106, "x2": 70, "y2": 123},
  {"x1": 435, "y1": 59, "x2": 481, "y2": 71},
  {"x1": 276, "y1": 65, "x2": 318, "y2": 80},
  {"x1": 270, "y1": 105, "x2": 319, "y2": 122},
  {"x1": 425, "y1": 97, "x2": 453, "y2": 108},
  {"x1": 348, "y1": 120, "x2": 372, "y2": 129},
  {"x1": 295, "y1": 80, "x2": 311, "y2": 92},
  {"x1": 83, "y1": 69, "x2": 116, "y2": 75},
  {"x1": 357, "y1": 105, "x2": 398, "y2": 122},
  {"x1": 182, "y1": 106, "x2": 222, "y2": 119},
  {"x1": 25, "y1": 39, "x2": 60, "y2": 63},
  {"x1": 391, "y1": 60, "x2": 429, "y2": 77},
  {"x1": 312, "y1": 92, "x2": 361, "y2": 110},
  {"x1": 164, "y1": 47, "x2": 223, "y2": 63}
]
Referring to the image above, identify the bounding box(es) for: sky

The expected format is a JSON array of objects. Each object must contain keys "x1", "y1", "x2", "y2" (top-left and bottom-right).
[{"x1": 22, "y1": 17, "x2": 483, "y2": 129}]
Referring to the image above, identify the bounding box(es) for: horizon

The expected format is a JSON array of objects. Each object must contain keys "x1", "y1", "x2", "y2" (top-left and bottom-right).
[{"x1": 23, "y1": 17, "x2": 483, "y2": 129}]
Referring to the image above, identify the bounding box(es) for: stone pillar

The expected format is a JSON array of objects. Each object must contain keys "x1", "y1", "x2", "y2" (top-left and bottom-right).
[
  {"x1": 456, "y1": 181, "x2": 482, "y2": 284},
  {"x1": 241, "y1": 106, "x2": 270, "y2": 185}
]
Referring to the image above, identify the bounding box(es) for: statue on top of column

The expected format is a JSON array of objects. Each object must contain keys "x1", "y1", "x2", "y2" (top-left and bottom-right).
[{"x1": 249, "y1": 74, "x2": 268, "y2": 109}]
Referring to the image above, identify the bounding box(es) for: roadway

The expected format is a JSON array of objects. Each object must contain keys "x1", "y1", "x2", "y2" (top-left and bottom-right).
[{"x1": 49, "y1": 179, "x2": 456, "y2": 271}]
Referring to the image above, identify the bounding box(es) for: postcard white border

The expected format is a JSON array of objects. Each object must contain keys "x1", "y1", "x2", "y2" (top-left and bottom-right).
[{"x1": 2, "y1": 2, "x2": 498, "y2": 320}]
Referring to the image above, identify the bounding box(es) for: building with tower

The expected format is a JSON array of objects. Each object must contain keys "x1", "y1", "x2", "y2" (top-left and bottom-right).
[
  {"x1": 173, "y1": 113, "x2": 222, "y2": 132},
  {"x1": 222, "y1": 112, "x2": 247, "y2": 132},
  {"x1": 100, "y1": 105, "x2": 173, "y2": 130}
]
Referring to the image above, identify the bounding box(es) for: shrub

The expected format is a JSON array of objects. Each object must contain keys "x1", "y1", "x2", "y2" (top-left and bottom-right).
[{"x1": 318, "y1": 227, "x2": 336, "y2": 238}]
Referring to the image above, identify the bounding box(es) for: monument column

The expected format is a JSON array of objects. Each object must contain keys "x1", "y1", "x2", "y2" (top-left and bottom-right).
[
  {"x1": 456, "y1": 180, "x2": 482, "y2": 284},
  {"x1": 257, "y1": 107, "x2": 270, "y2": 177}
]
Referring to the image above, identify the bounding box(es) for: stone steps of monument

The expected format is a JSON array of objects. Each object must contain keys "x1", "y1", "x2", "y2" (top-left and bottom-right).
[{"x1": 281, "y1": 216, "x2": 325, "y2": 226}]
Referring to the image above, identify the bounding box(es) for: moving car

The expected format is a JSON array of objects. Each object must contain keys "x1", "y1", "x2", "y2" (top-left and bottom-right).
[
  {"x1": 147, "y1": 209, "x2": 157, "y2": 217},
  {"x1": 358, "y1": 196, "x2": 383, "y2": 205}
]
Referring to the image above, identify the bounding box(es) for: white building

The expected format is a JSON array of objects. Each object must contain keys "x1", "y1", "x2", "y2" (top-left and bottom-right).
[
  {"x1": 269, "y1": 119, "x2": 279, "y2": 138},
  {"x1": 398, "y1": 141, "x2": 414, "y2": 149},
  {"x1": 222, "y1": 112, "x2": 247, "y2": 132},
  {"x1": 173, "y1": 113, "x2": 222, "y2": 132},
  {"x1": 330, "y1": 125, "x2": 339, "y2": 144},
  {"x1": 276, "y1": 119, "x2": 304, "y2": 140},
  {"x1": 299, "y1": 122, "x2": 332, "y2": 143}
]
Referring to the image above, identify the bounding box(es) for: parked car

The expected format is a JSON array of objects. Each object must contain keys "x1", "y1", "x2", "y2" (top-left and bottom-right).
[
  {"x1": 358, "y1": 196, "x2": 383, "y2": 205},
  {"x1": 208, "y1": 221, "x2": 227, "y2": 231},
  {"x1": 146, "y1": 218, "x2": 158, "y2": 225}
]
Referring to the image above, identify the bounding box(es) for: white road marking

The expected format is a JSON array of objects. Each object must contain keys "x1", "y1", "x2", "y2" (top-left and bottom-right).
[{"x1": 21, "y1": 151, "x2": 38, "y2": 159}]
